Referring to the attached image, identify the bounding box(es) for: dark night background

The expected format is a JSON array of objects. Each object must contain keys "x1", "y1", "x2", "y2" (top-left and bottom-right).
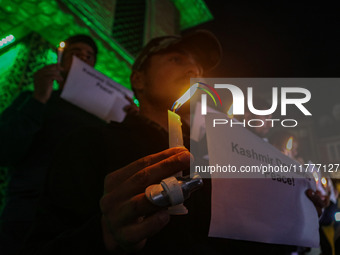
[
  {"x1": 189, "y1": 1, "x2": 339, "y2": 78},
  {"x1": 185, "y1": 1, "x2": 340, "y2": 139}
]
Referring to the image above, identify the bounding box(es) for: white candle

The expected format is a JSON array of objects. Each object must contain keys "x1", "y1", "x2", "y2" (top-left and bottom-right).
[
  {"x1": 57, "y1": 41, "x2": 65, "y2": 63},
  {"x1": 168, "y1": 110, "x2": 184, "y2": 148},
  {"x1": 167, "y1": 110, "x2": 187, "y2": 215},
  {"x1": 166, "y1": 83, "x2": 200, "y2": 215}
]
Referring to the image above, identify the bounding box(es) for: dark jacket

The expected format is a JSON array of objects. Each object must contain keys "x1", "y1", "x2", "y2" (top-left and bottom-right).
[
  {"x1": 0, "y1": 90, "x2": 104, "y2": 254},
  {"x1": 22, "y1": 114, "x2": 296, "y2": 255}
]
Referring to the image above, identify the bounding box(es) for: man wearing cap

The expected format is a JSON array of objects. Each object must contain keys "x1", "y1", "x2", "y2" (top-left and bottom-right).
[
  {"x1": 0, "y1": 35, "x2": 106, "y2": 254},
  {"x1": 21, "y1": 31, "x2": 223, "y2": 254}
]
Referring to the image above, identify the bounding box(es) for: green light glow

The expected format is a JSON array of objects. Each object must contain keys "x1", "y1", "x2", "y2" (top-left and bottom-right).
[
  {"x1": 0, "y1": 34, "x2": 15, "y2": 49},
  {"x1": 171, "y1": 0, "x2": 213, "y2": 30},
  {"x1": 0, "y1": 44, "x2": 21, "y2": 72}
]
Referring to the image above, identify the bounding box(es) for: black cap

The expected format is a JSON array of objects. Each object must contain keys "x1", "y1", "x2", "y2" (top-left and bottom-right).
[
  {"x1": 64, "y1": 34, "x2": 98, "y2": 55},
  {"x1": 132, "y1": 30, "x2": 222, "y2": 73}
]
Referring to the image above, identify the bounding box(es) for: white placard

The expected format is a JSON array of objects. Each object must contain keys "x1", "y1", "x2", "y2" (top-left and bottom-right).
[
  {"x1": 61, "y1": 56, "x2": 133, "y2": 122},
  {"x1": 204, "y1": 113, "x2": 319, "y2": 247}
]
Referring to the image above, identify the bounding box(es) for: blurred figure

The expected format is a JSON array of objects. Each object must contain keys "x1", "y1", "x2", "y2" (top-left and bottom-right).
[
  {"x1": 317, "y1": 175, "x2": 338, "y2": 255},
  {"x1": 270, "y1": 131, "x2": 339, "y2": 255}
]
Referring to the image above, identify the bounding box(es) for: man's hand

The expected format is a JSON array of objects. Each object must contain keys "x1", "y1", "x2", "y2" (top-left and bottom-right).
[
  {"x1": 33, "y1": 64, "x2": 64, "y2": 103},
  {"x1": 100, "y1": 147, "x2": 191, "y2": 252}
]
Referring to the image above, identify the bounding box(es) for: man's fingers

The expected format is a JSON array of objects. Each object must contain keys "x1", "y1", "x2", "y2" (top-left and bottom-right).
[
  {"x1": 34, "y1": 72, "x2": 64, "y2": 85},
  {"x1": 42, "y1": 64, "x2": 63, "y2": 71},
  {"x1": 104, "y1": 147, "x2": 188, "y2": 191},
  {"x1": 35, "y1": 76, "x2": 63, "y2": 86},
  {"x1": 119, "y1": 150, "x2": 191, "y2": 198},
  {"x1": 123, "y1": 105, "x2": 139, "y2": 115},
  {"x1": 36, "y1": 70, "x2": 62, "y2": 76},
  {"x1": 35, "y1": 65, "x2": 63, "y2": 75},
  {"x1": 114, "y1": 194, "x2": 161, "y2": 226},
  {"x1": 117, "y1": 210, "x2": 170, "y2": 251}
]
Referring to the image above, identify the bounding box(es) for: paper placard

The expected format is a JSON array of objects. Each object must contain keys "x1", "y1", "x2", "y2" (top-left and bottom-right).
[
  {"x1": 204, "y1": 113, "x2": 319, "y2": 247},
  {"x1": 61, "y1": 56, "x2": 133, "y2": 122}
]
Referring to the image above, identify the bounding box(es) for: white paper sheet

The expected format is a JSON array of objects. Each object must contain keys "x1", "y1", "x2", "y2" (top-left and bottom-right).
[
  {"x1": 61, "y1": 56, "x2": 133, "y2": 122},
  {"x1": 204, "y1": 113, "x2": 319, "y2": 247}
]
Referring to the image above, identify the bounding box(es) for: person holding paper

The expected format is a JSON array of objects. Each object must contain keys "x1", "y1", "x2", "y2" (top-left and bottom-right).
[
  {"x1": 0, "y1": 34, "x2": 106, "y2": 255},
  {"x1": 20, "y1": 30, "x2": 226, "y2": 254}
]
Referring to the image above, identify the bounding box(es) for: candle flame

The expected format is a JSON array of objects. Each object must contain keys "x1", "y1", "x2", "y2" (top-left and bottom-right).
[
  {"x1": 321, "y1": 177, "x2": 327, "y2": 187},
  {"x1": 312, "y1": 171, "x2": 319, "y2": 183},
  {"x1": 286, "y1": 136, "x2": 293, "y2": 151},
  {"x1": 171, "y1": 83, "x2": 199, "y2": 112},
  {"x1": 227, "y1": 103, "x2": 233, "y2": 118},
  {"x1": 59, "y1": 41, "x2": 65, "y2": 49}
]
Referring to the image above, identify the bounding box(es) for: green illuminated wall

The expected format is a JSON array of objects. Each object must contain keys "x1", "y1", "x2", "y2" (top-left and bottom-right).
[
  {"x1": 0, "y1": 0, "x2": 132, "y2": 89},
  {"x1": 0, "y1": 0, "x2": 213, "y2": 90},
  {"x1": 171, "y1": 0, "x2": 213, "y2": 30},
  {"x1": 0, "y1": 34, "x2": 57, "y2": 112}
]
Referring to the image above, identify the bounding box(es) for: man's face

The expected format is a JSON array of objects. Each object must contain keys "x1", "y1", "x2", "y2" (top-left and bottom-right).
[
  {"x1": 139, "y1": 50, "x2": 203, "y2": 108},
  {"x1": 245, "y1": 112, "x2": 273, "y2": 138},
  {"x1": 61, "y1": 42, "x2": 96, "y2": 74}
]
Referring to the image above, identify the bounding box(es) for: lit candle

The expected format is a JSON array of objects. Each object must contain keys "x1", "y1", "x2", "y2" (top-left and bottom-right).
[
  {"x1": 321, "y1": 177, "x2": 327, "y2": 188},
  {"x1": 167, "y1": 83, "x2": 199, "y2": 215},
  {"x1": 312, "y1": 171, "x2": 319, "y2": 184},
  {"x1": 169, "y1": 83, "x2": 198, "y2": 148},
  {"x1": 57, "y1": 41, "x2": 65, "y2": 64},
  {"x1": 284, "y1": 136, "x2": 293, "y2": 157}
]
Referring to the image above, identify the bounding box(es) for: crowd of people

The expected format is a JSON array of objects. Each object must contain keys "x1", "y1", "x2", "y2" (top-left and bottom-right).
[{"x1": 0, "y1": 30, "x2": 338, "y2": 255}]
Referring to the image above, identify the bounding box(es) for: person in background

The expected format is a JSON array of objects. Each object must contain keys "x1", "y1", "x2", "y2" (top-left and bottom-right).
[
  {"x1": 244, "y1": 100, "x2": 331, "y2": 254},
  {"x1": 0, "y1": 34, "x2": 116, "y2": 254},
  {"x1": 270, "y1": 130, "x2": 340, "y2": 255}
]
